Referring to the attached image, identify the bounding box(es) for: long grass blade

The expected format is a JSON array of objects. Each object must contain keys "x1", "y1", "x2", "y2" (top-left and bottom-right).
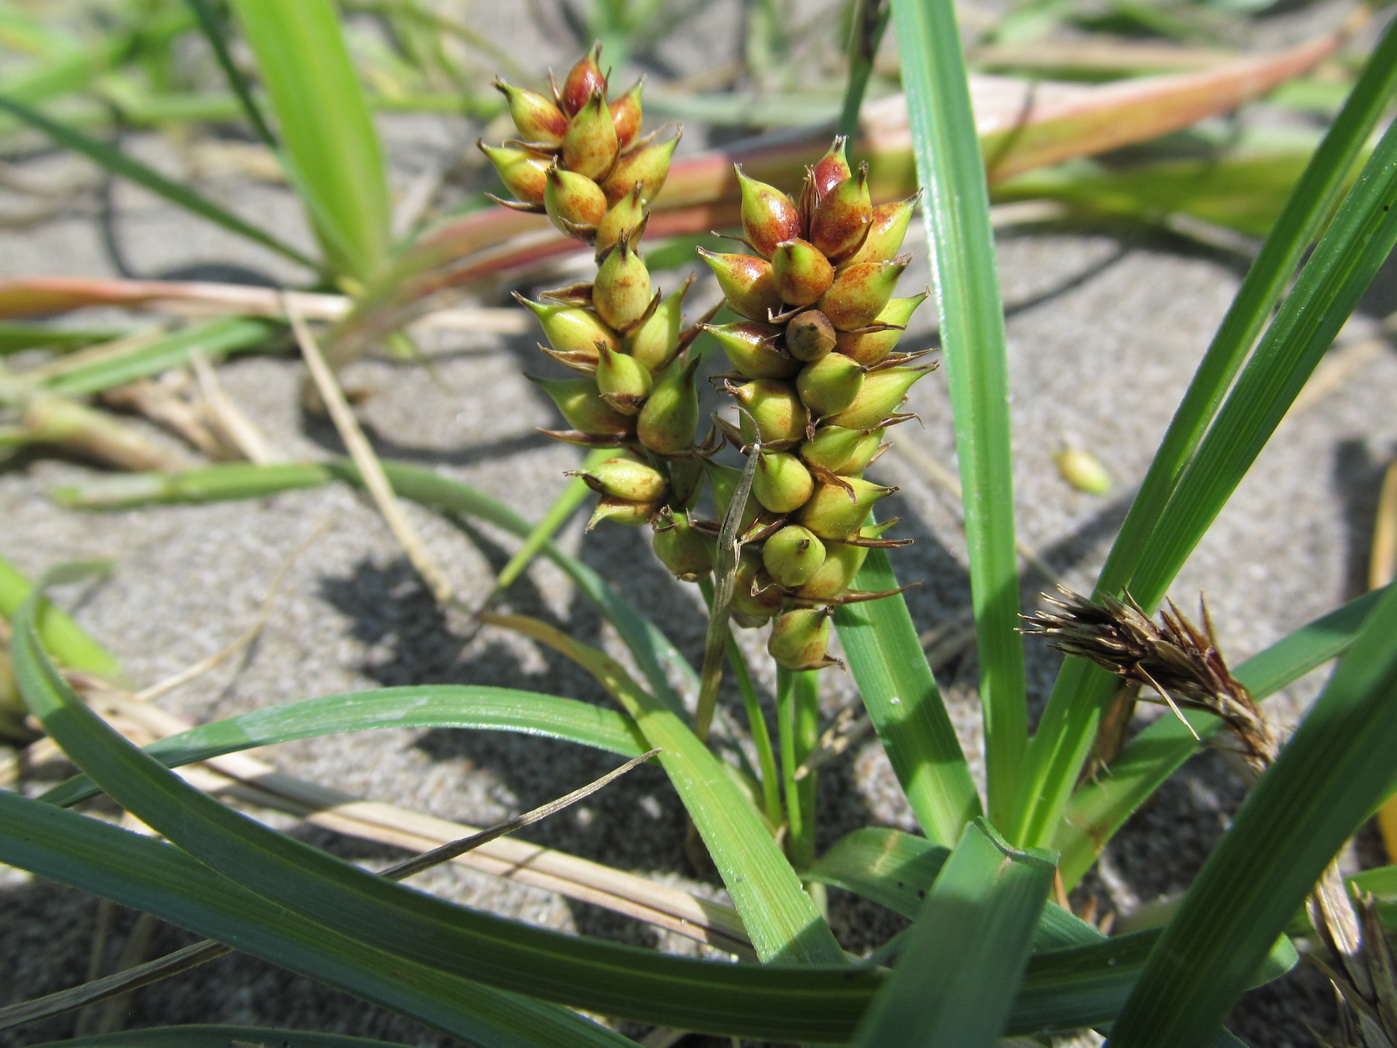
[
  {"x1": 30, "y1": 1030, "x2": 414, "y2": 1048},
  {"x1": 890, "y1": 0, "x2": 1027, "y2": 828}
]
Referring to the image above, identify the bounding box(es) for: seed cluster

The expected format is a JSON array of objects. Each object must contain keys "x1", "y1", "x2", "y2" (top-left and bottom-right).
[
  {"x1": 485, "y1": 49, "x2": 932, "y2": 672},
  {"x1": 700, "y1": 143, "x2": 930, "y2": 670}
]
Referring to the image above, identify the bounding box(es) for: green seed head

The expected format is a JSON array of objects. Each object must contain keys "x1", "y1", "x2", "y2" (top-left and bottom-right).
[
  {"x1": 704, "y1": 320, "x2": 798, "y2": 380},
  {"x1": 752, "y1": 451, "x2": 815, "y2": 514},
  {"x1": 736, "y1": 166, "x2": 803, "y2": 259},
  {"x1": 795, "y1": 352, "x2": 864, "y2": 418},
  {"x1": 825, "y1": 366, "x2": 926, "y2": 430},
  {"x1": 730, "y1": 548, "x2": 783, "y2": 623},
  {"x1": 543, "y1": 165, "x2": 608, "y2": 241},
  {"x1": 595, "y1": 343, "x2": 653, "y2": 414},
  {"x1": 785, "y1": 309, "x2": 838, "y2": 363},
  {"x1": 768, "y1": 608, "x2": 837, "y2": 671},
  {"x1": 571, "y1": 454, "x2": 667, "y2": 502},
  {"x1": 730, "y1": 378, "x2": 809, "y2": 448},
  {"x1": 697, "y1": 248, "x2": 783, "y2": 322},
  {"x1": 707, "y1": 461, "x2": 766, "y2": 537},
  {"x1": 651, "y1": 509, "x2": 715, "y2": 581},
  {"x1": 842, "y1": 194, "x2": 917, "y2": 268},
  {"x1": 515, "y1": 294, "x2": 620, "y2": 359},
  {"x1": 809, "y1": 164, "x2": 872, "y2": 265},
  {"x1": 529, "y1": 375, "x2": 633, "y2": 438},
  {"x1": 795, "y1": 476, "x2": 896, "y2": 541},
  {"x1": 762, "y1": 524, "x2": 827, "y2": 589},
  {"x1": 818, "y1": 256, "x2": 910, "y2": 332},
  {"x1": 771, "y1": 238, "x2": 835, "y2": 308},
  {"x1": 593, "y1": 233, "x2": 653, "y2": 332},
  {"x1": 636, "y1": 356, "x2": 700, "y2": 456},
  {"x1": 626, "y1": 279, "x2": 688, "y2": 373},
  {"x1": 608, "y1": 79, "x2": 645, "y2": 150},
  {"x1": 800, "y1": 424, "x2": 872, "y2": 474},
  {"x1": 563, "y1": 90, "x2": 620, "y2": 182},
  {"x1": 600, "y1": 129, "x2": 679, "y2": 206},
  {"x1": 586, "y1": 494, "x2": 659, "y2": 530},
  {"x1": 794, "y1": 539, "x2": 869, "y2": 600},
  {"x1": 494, "y1": 78, "x2": 567, "y2": 146},
  {"x1": 478, "y1": 141, "x2": 550, "y2": 205},
  {"x1": 594, "y1": 183, "x2": 648, "y2": 260},
  {"x1": 834, "y1": 291, "x2": 928, "y2": 366}
]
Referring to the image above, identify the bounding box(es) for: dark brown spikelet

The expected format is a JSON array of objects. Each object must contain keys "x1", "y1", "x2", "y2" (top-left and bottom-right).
[{"x1": 1020, "y1": 586, "x2": 1275, "y2": 775}]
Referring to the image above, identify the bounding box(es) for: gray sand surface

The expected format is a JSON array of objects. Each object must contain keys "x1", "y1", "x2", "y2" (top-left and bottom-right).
[{"x1": 3, "y1": 5, "x2": 1396, "y2": 1046}]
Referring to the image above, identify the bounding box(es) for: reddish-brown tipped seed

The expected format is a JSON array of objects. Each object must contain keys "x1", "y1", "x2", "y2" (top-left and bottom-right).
[
  {"x1": 704, "y1": 321, "x2": 798, "y2": 379},
  {"x1": 794, "y1": 539, "x2": 869, "y2": 600},
  {"x1": 810, "y1": 165, "x2": 872, "y2": 264},
  {"x1": 843, "y1": 194, "x2": 918, "y2": 268},
  {"x1": 752, "y1": 451, "x2": 815, "y2": 514},
  {"x1": 608, "y1": 79, "x2": 645, "y2": 149},
  {"x1": 818, "y1": 256, "x2": 910, "y2": 331},
  {"x1": 795, "y1": 476, "x2": 897, "y2": 541},
  {"x1": 652, "y1": 509, "x2": 715, "y2": 581},
  {"x1": 595, "y1": 343, "x2": 653, "y2": 414},
  {"x1": 834, "y1": 291, "x2": 928, "y2": 365},
  {"x1": 528, "y1": 375, "x2": 632, "y2": 437},
  {"x1": 478, "y1": 141, "x2": 550, "y2": 205},
  {"x1": 563, "y1": 91, "x2": 620, "y2": 182},
  {"x1": 771, "y1": 238, "x2": 835, "y2": 308},
  {"x1": 796, "y1": 352, "x2": 864, "y2": 418},
  {"x1": 515, "y1": 294, "x2": 620, "y2": 358},
  {"x1": 494, "y1": 78, "x2": 568, "y2": 146},
  {"x1": 737, "y1": 167, "x2": 802, "y2": 259},
  {"x1": 560, "y1": 44, "x2": 607, "y2": 116},
  {"x1": 697, "y1": 249, "x2": 782, "y2": 322},
  {"x1": 593, "y1": 234, "x2": 652, "y2": 331},
  {"x1": 786, "y1": 309, "x2": 838, "y2": 362},
  {"x1": 543, "y1": 165, "x2": 608, "y2": 240},
  {"x1": 600, "y1": 130, "x2": 679, "y2": 205},
  {"x1": 730, "y1": 378, "x2": 809, "y2": 447},
  {"x1": 762, "y1": 525, "x2": 827, "y2": 589},
  {"x1": 804, "y1": 136, "x2": 852, "y2": 217},
  {"x1": 768, "y1": 608, "x2": 838, "y2": 671},
  {"x1": 826, "y1": 366, "x2": 927, "y2": 430},
  {"x1": 571, "y1": 454, "x2": 666, "y2": 502},
  {"x1": 626, "y1": 280, "x2": 688, "y2": 373},
  {"x1": 636, "y1": 357, "x2": 700, "y2": 456}
]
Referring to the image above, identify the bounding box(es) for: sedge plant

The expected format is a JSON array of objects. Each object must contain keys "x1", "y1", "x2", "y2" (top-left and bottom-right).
[{"x1": 1, "y1": 3, "x2": 1397, "y2": 1048}]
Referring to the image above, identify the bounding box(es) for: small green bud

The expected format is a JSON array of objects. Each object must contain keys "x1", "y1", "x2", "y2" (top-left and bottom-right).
[
  {"x1": 563, "y1": 91, "x2": 620, "y2": 182},
  {"x1": 600, "y1": 130, "x2": 680, "y2": 205},
  {"x1": 493, "y1": 78, "x2": 567, "y2": 146},
  {"x1": 652, "y1": 509, "x2": 715, "y2": 581},
  {"x1": 818, "y1": 256, "x2": 910, "y2": 332},
  {"x1": 730, "y1": 379, "x2": 809, "y2": 448},
  {"x1": 771, "y1": 238, "x2": 835, "y2": 307},
  {"x1": 543, "y1": 165, "x2": 608, "y2": 240},
  {"x1": 595, "y1": 183, "x2": 648, "y2": 260},
  {"x1": 768, "y1": 608, "x2": 838, "y2": 671},
  {"x1": 1054, "y1": 447, "x2": 1112, "y2": 494},
  {"x1": 752, "y1": 451, "x2": 815, "y2": 514},
  {"x1": 794, "y1": 539, "x2": 869, "y2": 600},
  {"x1": 809, "y1": 165, "x2": 872, "y2": 265},
  {"x1": 825, "y1": 366, "x2": 926, "y2": 430},
  {"x1": 515, "y1": 294, "x2": 620, "y2": 359},
  {"x1": 800, "y1": 424, "x2": 873, "y2": 474},
  {"x1": 834, "y1": 291, "x2": 928, "y2": 366},
  {"x1": 595, "y1": 343, "x2": 653, "y2": 414},
  {"x1": 842, "y1": 194, "x2": 917, "y2": 268},
  {"x1": 626, "y1": 279, "x2": 688, "y2": 373},
  {"x1": 796, "y1": 352, "x2": 864, "y2": 418},
  {"x1": 636, "y1": 357, "x2": 700, "y2": 456},
  {"x1": 731, "y1": 549, "x2": 783, "y2": 623},
  {"x1": 762, "y1": 525, "x2": 827, "y2": 588},
  {"x1": 697, "y1": 248, "x2": 782, "y2": 322},
  {"x1": 785, "y1": 309, "x2": 838, "y2": 363},
  {"x1": 795, "y1": 476, "x2": 896, "y2": 541},
  {"x1": 704, "y1": 321, "x2": 798, "y2": 379},
  {"x1": 529, "y1": 375, "x2": 632, "y2": 437},
  {"x1": 737, "y1": 167, "x2": 802, "y2": 259},
  {"x1": 609, "y1": 79, "x2": 645, "y2": 149},
  {"x1": 571, "y1": 454, "x2": 667, "y2": 502},
  {"x1": 593, "y1": 234, "x2": 653, "y2": 332},
  {"x1": 587, "y1": 494, "x2": 659, "y2": 529},
  {"x1": 560, "y1": 44, "x2": 607, "y2": 116},
  {"x1": 478, "y1": 141, "x2": 550, "y2": 205},
  {"x1": 837, "y1": 428, "x2": 888, "y2": 475}
]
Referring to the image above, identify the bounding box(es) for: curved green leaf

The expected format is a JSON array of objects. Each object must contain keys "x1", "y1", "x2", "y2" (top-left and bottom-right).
[{"x1": 32, "y1": 1028, "x2": 414, "y2": 1048}]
